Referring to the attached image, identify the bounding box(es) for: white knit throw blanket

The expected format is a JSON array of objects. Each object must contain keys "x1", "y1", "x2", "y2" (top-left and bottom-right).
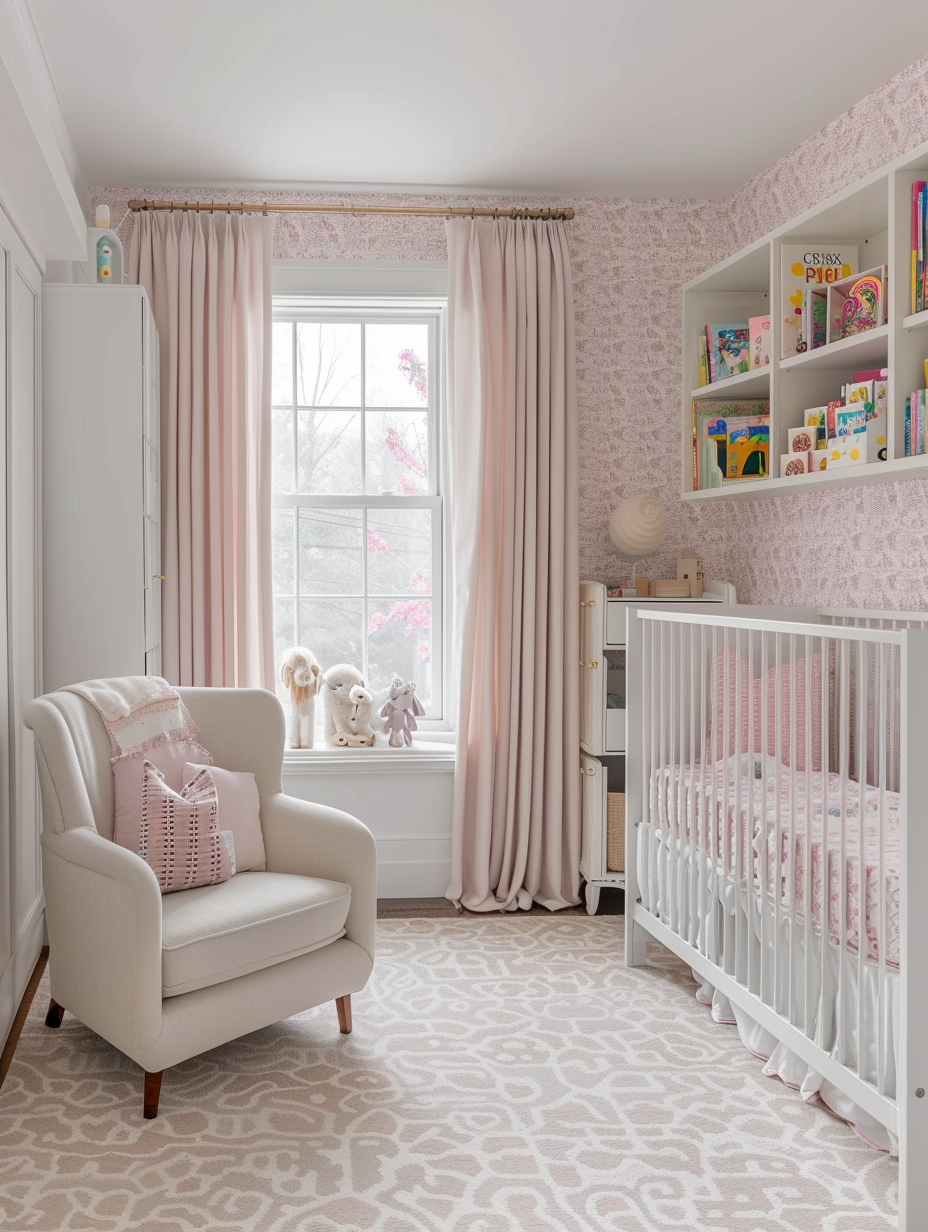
[{"x1": 63, "y1": 676, "x2": 205, "y2": 761}]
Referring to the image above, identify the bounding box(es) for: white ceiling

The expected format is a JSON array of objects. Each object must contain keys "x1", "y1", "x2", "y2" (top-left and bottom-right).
[{"x1": 25, "y1": 0, "x2": 928, "y2": 200}]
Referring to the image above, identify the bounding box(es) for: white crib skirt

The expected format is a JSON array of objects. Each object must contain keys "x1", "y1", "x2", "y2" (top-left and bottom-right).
[{"x1": 639, "y1": 819, "x2": 899, "y2": 1155}]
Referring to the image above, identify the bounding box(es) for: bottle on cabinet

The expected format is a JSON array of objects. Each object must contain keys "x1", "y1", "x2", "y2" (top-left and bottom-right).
[{"x1": 87, "y1": 205, "x2": 124, "y2": 284}]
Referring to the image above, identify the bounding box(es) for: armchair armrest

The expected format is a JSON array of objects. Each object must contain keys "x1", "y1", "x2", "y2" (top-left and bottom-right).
[
  {"x1": 41, "y1": 828, "x2": 165, "y2": 1058},
  {"x1": 260, "y1": 792, "x2": 376, "y2": 964}
]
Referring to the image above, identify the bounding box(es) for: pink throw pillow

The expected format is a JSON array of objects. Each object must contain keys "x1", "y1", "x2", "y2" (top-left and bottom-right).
[
  {"x1": 713, "y1": 649, "x2": 752, "y2": 759},
  {"x1": 113, "y1": 740, "x2": 212, "y2": 854},
  {"x1": 139, "y1": 762, "x2": 232, "y2": 894},
  {"x1": 752, "y1": 654, "x2": 824, "y2": 772},
  {"x1": 183, "y1": 763, "x2": 266, "y2": 872}
]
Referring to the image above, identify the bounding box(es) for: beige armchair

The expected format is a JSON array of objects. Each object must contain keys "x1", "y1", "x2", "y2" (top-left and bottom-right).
[{"x1": 24, "y1": 685, "x2": 376, "y2": 1119}]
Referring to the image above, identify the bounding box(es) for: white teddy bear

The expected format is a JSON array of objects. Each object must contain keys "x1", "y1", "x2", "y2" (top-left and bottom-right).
[
  {"x1": 280, "y1": 646, "x2": 321, "y2": 749},
  {"x1": 322, "y1": 663, "x2": 377, "y2": 747}
]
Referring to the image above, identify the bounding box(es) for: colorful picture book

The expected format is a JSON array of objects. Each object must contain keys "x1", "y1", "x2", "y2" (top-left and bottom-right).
[
  {"x1": 804, "y1": 287, "x2": 827, "y2": 350},
  {"x1": 911, "y1": 182, "x2": 927, "y2": 314},
  {"x1": 780, "y1": 243, "x2": 858, "y2": 358},
  {"x1": 705, "y1": 324, "x2": 749, "y2": 383},
  {"x1": 692, "y1": 399, "x2": 770, "y2": 490},
  {"x1": 905, "y1": 388, "x2": 928, "y2": 456},
  {"x1": 696, "y1": 332, "x2": 709, "y2": 386},
  {"x1": 827, "y1": 266, "x2": 886, "y2": 342}
]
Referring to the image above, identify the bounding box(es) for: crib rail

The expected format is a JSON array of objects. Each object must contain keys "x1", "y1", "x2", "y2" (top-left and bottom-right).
[{"x1": 624, "y1": 607, "x2": 928, "y2": 1231}]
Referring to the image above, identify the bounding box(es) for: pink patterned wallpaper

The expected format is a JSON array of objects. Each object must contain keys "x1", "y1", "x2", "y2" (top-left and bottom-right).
[{"x1": 92, "y1": 52, "x2": 928, "y2": 611}]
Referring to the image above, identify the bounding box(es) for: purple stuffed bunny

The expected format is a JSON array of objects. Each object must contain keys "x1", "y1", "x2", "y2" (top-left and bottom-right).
[{"x1": 379, "y1": 677, "x2": 425, "y2": 747}]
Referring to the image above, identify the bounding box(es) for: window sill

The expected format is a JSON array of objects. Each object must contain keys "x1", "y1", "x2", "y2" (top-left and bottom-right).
[{"x1": 283, "y1": 742, "x2": 456, "y2": 775}]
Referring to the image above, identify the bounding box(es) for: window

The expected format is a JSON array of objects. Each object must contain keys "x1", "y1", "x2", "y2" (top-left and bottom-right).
[{"x1": 271, "y1": 298, "x2": 446, "y2": 736}]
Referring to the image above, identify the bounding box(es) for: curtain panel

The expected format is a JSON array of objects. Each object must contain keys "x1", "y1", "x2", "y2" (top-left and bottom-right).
[
  {"x1": 444, "y1": 217, "x2": 581, "y2": 912},
  {"x1": 129, "y1": 211, "x2": 275, "y2": 690}
]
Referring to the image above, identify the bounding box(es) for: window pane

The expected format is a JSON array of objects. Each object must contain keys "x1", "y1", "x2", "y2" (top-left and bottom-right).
[
  {"x1": 366, "y1": 508, "x2": 431, "y2": 595},
  {"x1": 299, "y1": 508, "x2": 362, "y2": 596},
  {"x1": 298, "y1": 409, "x2": 361, "y2": 494},
  {"x1": 367, "y1": 597, "x2": 432, "y2": 708},
  {"x1": 273, "y1": 597, "x2": 296, "y2": 681},
  {"x1": 272, "y1": 407, "x2": 294, "y2": 494},
  {"x1": 272, "y1": 321, "x2": 293, "y2": 405},
  {"x1": 366, "y1": 411, "x2": 429, "y2": 495},
  {"x1": 365, "y1": 323, "x2": 429, "y2": 407},
  {"x1": 299, "y1": 598, "x2": 363, "y2": 678},
  {"x1": 296, "y1": 322, "x2": 361, "y2": 407},
  {"x1": 272, "y1": 508, "x2": 294, "y2": 594}
]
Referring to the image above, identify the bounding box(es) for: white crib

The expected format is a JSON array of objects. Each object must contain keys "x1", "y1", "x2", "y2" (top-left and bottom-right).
[{"x1": 624, "y1": 605, "x2": 928, "y2": 1231}]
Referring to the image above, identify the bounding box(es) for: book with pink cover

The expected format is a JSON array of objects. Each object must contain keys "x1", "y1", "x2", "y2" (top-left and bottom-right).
[{"x1": 748, "y1": 315, "x2": 771, "y2": 369}]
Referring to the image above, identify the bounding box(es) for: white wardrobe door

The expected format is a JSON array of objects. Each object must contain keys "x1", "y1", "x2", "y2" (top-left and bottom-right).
[{"x1": 0, "y1": 209, "x2": 42, "y2": 1051}]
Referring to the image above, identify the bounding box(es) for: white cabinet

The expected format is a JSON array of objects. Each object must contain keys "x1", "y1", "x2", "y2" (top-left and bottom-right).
[
  {"x1": 579, "y1": 580, "x2": 736, "y2": 914},
  {"x1": 42, "y1": 285, "x2": 161, "y2": 691},
  {"x1": 682, "y1": 136, "x2": 928, "y2": 501}
]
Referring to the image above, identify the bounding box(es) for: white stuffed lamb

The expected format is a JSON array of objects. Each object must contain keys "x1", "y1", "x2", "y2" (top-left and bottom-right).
[
  {"x1": 322, "y1": 663, "x2": 377, "y2": 747},
  {"x1": 280, "y1": 646, "x2": 321, "y2": 749}
]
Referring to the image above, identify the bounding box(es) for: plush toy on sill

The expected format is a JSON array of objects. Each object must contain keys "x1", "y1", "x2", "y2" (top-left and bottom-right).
[
  {"x1": 380, "y1": 677, "x2": 426, "y2": 747},
  {"x1": 280, "y1": 647, "x2": 321, "y2": 749},
  {"x1": 322, "y1": 663, "x2": 377, "y2": 747}
]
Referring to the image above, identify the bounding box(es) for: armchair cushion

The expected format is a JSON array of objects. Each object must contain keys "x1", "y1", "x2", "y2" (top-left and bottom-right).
[
  {"x1": 160, "y1": 871, "x2": 351, "y2": 997},
  {"x1": 183, "y1": 762, "x2": 265, "y2": 872}
]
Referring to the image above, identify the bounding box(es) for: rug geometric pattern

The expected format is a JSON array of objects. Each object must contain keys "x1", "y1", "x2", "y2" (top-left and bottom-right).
[{"x1": 0, "y1": 917, "x2": 897, "y2": 1231}]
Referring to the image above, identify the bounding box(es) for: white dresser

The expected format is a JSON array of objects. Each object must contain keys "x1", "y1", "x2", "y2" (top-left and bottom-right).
[
  {"x1": 579, "y1": 580, "x2": 736, "y2": 913},
  {"x1": 42, "y1": 284, "x2": 161, "y2": 692}
]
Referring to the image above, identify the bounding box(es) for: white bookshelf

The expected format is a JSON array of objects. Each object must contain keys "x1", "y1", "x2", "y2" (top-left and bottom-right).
[{"x1": 682, "y1": 138, "x2": 928, "y2": 500}]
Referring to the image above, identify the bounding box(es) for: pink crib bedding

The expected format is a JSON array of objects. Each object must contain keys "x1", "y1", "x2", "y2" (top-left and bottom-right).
[{"x1": 652, "y1": 760, "x2": 901, "y2": 968}]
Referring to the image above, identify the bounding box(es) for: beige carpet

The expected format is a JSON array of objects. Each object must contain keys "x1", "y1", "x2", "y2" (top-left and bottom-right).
[{"x1": 0, "y1": 917, "x2": 897, "y2": 1232}]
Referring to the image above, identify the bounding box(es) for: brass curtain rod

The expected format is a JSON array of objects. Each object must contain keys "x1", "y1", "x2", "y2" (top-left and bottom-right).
[{"x1": 127, "y1": 198, "x2": 574, "y2": 221}]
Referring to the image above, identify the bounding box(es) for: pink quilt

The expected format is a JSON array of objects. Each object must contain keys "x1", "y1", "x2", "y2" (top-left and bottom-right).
[{"x1": 652, "y1": 760, "x2": 901, "y2": 968}]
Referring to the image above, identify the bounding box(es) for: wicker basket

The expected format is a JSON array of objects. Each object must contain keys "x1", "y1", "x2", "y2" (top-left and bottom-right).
[{"x1": 606, "y1": 792, "x2": 625, "y2": 872}]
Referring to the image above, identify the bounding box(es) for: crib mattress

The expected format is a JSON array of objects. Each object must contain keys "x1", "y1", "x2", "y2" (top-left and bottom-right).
[{"x1": 652, "y1": 758, "x2": 901, "y2": 968}]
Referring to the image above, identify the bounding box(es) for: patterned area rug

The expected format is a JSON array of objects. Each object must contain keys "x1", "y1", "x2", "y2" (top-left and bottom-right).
[{"x1": 0, "y1": 918, "x2": 897, "y2": 1232}]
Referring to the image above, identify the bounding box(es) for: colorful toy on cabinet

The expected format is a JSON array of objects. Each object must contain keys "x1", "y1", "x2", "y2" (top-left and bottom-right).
[
  {"x1": 322, "y1": 663, "x2": 377, "y2": 747},
  {"x1": 379, "y1": 677, "x2": 426, "y2": 747},
  {"x1": 280, "y1": 647, "x2": 321, "y2": 749}
]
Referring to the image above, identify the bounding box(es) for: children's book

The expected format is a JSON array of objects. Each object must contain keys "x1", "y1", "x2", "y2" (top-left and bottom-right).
[
  {"x1": 905, "y1": 394, "x2": 912, "y2": 456},
  {"x1": 692, "y1": 400, "x2": 769, "y2": 489},
  {"x1": 726, "y1": 421, "x2": 769, "y2": 480},
  {"x1": 828, "y1": 266, "x2": 886, "y2": 342},
  {"x1": 748, "y1": 315, "x2": 771, "y2": 369},
  {"x1": 696, "y1": 332, "x2": 709, "y2": 387},
  {"x1": 706, "y1": 324, "x2": 749, "y2": 382},
  {"x1": 915, "y1": 183, "x2": 928, "y2": 313},
  {"x1": 804, "y1": 286, "x2": 827, "y2": 350},
  {"x1": 780, "y1": 244, "x2": 857, "y2": 358}
]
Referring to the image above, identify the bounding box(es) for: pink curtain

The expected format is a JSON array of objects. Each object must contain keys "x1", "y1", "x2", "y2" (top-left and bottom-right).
[
  {"x1": 445, "y1": 218, "x2": 580, "y2": 912},
  {"x1": 129, "y1": 211, "x2": 274, "y2": 690}
]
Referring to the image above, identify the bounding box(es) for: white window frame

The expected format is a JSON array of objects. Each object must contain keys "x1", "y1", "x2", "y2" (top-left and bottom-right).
[{"x1": 271, "y1": 295, "x2": 451, "y2": 730}]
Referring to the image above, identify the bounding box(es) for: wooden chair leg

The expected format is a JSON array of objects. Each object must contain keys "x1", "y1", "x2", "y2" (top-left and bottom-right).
[
  {"x1": 143, "y1": 1070, "x2": 163, "y2": 1119},
  {"x1": 336, "y1": 994, "x2": 352, "y2": 1034},
  {"x1": 45, "y1": 999, "x2": 65, "y2": 1028}
]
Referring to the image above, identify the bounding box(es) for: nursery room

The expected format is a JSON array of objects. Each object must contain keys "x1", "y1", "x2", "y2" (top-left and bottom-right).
[{"x1": 4, "y1": 1, "x2": 928, "y2": 1229}]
